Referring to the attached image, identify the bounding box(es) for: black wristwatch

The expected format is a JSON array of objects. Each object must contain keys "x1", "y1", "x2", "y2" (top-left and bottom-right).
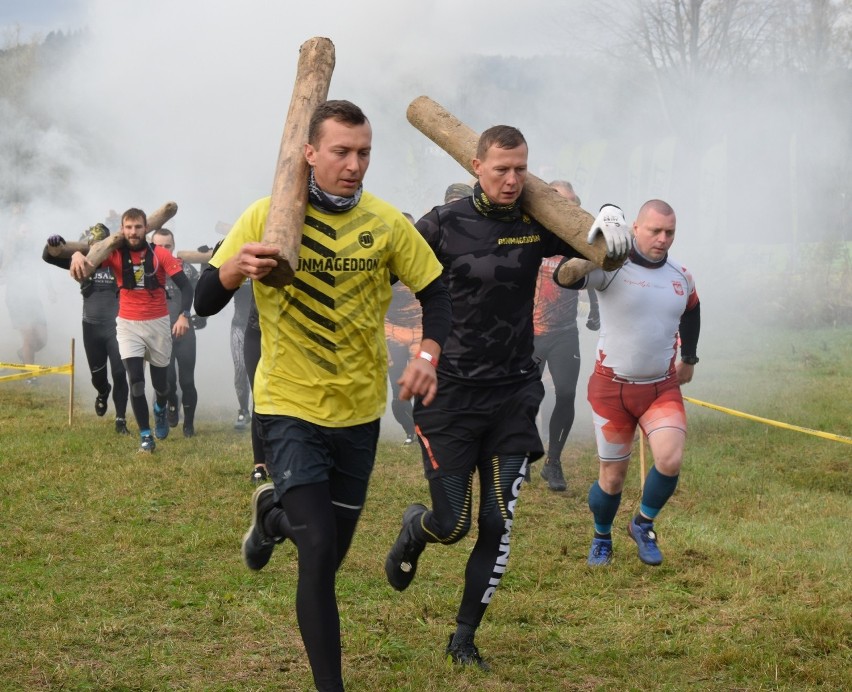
[
  {"x1": 681, "y1": 355, "x2": 699, "y2": 365},
  {"x1": 182, "y1": 310, "x2": 192, "y2": 319}
]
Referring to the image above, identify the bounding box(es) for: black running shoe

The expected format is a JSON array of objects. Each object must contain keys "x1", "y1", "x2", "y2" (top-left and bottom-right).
[
  {"x1": 385, "y1": 503, "x2": 427, "y2": 591},
  {"x1": 115, "y1": 417, "x2": 129, "y2": 435},
  {"x1": 182, "y1": 424, "x2": 195, "y2": 438},
  {"x1": 539, "y1": 457, "x2": 567, "y2": 492},
  {"x1": 95, "y1": 385, "x2": 111, "y2": 417},
  {"x1": 241, "y1": 483, "x2": 284, "y2": 571},
  {"x1": 446, "y1": 635, "x2": 491, "y2": 671},
  {"x1": 250, "y1": 466, "x2": 268, "y2": 484},
  {"x1": 234, "y1": 409, "x2": 249, "y2": 431},
  {"x1": 167, "y1": 403, "x2": 180, "y2": 428}
]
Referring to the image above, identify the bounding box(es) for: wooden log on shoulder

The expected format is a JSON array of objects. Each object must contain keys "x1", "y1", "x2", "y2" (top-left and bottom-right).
[
  {"x1": 46, "y1": 240, "x2": 89, "y2": 258},
  {"x1": 556, "y1": 258, "x2": 596, "y2": 286},
  {"x1": 260, "y1": 36, "x2": 336, "y2": 288},
  {"x1": 177, "y1": 250, "x2": 214, "y2": 264},
  {"x1": 406, "y1": 96, "x2": 623, "y2": 270},
  {"x1": 45, "y1": 234, "x2": 125, "y2": 264},
  {"x1": 147, "y1": 201, "x2": 178, "y2": 231},
  {"x1": 83, "y1": 232, "x2": 127, "y2": 269},
  {"x1": 47, "y1": 201, "x2": 178, "y2": 259}
]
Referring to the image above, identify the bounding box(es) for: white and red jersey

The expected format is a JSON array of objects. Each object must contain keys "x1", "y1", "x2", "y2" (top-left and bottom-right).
[{"x1": 584, "y1": 251, "x2": 698, "y2": 383}]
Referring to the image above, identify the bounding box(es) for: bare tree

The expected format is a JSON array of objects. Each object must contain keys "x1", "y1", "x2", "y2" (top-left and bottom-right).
[
  {"x1": 636, "y1": 0, "x2": 777, "y2": 76},
  {"x1": 770, "y1": 0, "x2": 852, "y2": 72}
]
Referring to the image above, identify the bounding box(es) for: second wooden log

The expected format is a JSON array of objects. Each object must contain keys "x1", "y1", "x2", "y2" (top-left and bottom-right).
[
  {"x1": 406, "y1": 96, "x2": 623, "y2": 271},
  {"x1": 260, "y1": 36, "x2": 336, "y2": 288},
  {"x1": 47, "y1": 201, "x2": 178, "y2": 259}
]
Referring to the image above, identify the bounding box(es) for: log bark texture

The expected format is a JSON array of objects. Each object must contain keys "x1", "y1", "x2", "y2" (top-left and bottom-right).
[
  {"x1": 406, "y1": 96, "x2": 623, "y2": 270},
  {"x1": 146, "y1": 201, "x2": 178, "y2": 231},
  {"x1": 47, "y1": 201, "x2": 178, "y2": 259},
  {"x1": 84, "y1": 232, "x2": 127, "y2": 268},
  {"x1": 177, "y1": 250, "x2": 214, "y2": 264},
  {"x1": 555, "y1": 258, "x2": 596, "y2": 286},
  {"x1": 46, "y1": 240, "x2": 88, "y2": 258},
  {"x1": 260, "y1": 36, "x2": 336, "y2": 287}
]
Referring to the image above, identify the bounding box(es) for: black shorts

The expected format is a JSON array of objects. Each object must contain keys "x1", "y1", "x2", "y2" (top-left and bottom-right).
[
  {"x1": 255, "y1": 414, "x2": 380, "y2": 509},
  {"x1": 413, "y1": 377, "x2": 545, "y2": 479}
]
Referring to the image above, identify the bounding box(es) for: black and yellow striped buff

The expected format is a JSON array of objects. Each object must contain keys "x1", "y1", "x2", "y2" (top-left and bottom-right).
[{"x1": 211, "y1": 195, "x2": 442, "y2": 427}]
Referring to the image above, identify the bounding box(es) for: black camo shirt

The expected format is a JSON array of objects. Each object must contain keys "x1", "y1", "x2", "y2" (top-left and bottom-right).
[{"x1": 416, "y1": 198, "x2": 582, "y2": 386}]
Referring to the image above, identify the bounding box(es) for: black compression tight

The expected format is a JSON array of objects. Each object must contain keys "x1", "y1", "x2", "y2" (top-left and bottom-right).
[
  {"x1": 82, "y1": 321, "x2": 128, "y2": 417},
  {"x1": 166, "y1": 330, "x2": 197, "y2": 425},
  {"x1": 421, "y1": 454, "x2": 529, "y2": 629},
  {"x1": 230, "y1": 324, "x2": 250, "y2": 412},
  {"x1": 124, "y1": 357, "x2": 169, "y2": 432},
  {"x1": 243, "y1": 324, "x2": 264, "y2": 465},
  {"x1": 276, "y1": 482, "x2": 360, "y2": 692},
  {"x1": 536, "y1": 330, "x2": 581, "y2": 460}
]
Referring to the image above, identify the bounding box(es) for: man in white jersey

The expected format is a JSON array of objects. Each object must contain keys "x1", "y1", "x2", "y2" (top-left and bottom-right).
[{"x1": 555, "y1": 199, "x2": 700, "y2": 566}]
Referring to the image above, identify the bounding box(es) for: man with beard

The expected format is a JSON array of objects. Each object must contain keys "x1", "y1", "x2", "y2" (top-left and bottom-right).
[
  {"x1": 384, "y1": 125, "x2": 632, "y2": 669},
  {"x1": 70, "y1": 208, "x2": 192, "y2": 453}
]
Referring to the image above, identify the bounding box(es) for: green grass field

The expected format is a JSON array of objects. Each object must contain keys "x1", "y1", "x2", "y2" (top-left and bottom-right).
[{"x1": 1, "y1": 326, "x2": 850, "y2": 691}]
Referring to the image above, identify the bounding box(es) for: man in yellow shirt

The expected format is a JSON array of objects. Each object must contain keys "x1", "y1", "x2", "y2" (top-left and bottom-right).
[{"x1": 194, "y1": 100, "x2": 450, "y2": 692}]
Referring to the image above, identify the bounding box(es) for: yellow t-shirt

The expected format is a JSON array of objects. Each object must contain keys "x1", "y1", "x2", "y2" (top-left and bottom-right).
[{"x1": 211, "y1": 194, "x2": 443, "y2": 426}]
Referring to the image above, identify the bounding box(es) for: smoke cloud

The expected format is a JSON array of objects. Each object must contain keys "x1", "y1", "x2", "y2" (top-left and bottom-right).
[{"x1": 2, "y1": 0, "x2": 849, "y2": 438}]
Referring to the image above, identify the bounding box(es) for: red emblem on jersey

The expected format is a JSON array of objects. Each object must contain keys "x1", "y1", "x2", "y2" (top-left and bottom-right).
[{"x1": 672, "y1": 281, "x2": 684, "y2": 296}]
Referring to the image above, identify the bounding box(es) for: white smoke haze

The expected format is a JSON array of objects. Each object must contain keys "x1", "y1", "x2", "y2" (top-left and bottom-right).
[{"x1": 2, "y1": 0, "x2": 850, "y2": 438}]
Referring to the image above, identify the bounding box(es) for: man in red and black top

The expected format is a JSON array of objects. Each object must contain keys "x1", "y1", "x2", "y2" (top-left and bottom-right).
[
  {"x1": 533, "y1": 180, "x2": 600, "y2": 491},
  {"x1": 70, "y1": 208, "x2": 192, "y2": 453},
  {"x1": 384, "y1": 126, "x2": 631, "y2": 669}
]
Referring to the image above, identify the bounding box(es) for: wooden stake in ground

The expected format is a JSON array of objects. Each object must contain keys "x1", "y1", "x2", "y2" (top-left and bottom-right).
[
  {"x1": 260, "y1": 36, "x2": 336, "y2": 288},
  {"x1": 406, "y1": 96, "x2": 624, "y2": 271},
  {"x1": 47, "y1": 201, "x2": 179, "y2": 260},
  {"x1": 68, "y1": 338, "x2": 75, "y2": 426}
]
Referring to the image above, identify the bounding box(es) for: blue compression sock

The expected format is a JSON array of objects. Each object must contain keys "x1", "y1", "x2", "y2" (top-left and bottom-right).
[
  {"x1": 588, "y1": 481, "x2": 622, "y2": 535},
  {"x1": 639, "y1": 466, "x2": 679, "y2": 520}
]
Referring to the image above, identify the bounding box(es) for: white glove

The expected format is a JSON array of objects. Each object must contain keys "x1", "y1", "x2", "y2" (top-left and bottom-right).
[{"x1": 587, "y1": 204, "x2": 631, "y2": 259}]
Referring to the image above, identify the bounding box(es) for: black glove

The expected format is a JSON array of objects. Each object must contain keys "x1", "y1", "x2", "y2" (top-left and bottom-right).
[
  {"x1": 190, "y1": 314, "x2": 207, "y2": 330},
  {"x1": 47, "y1": 235, "x2": 66, "y2": 247},
  {"x1": 197, "y1": 245, "x2": 211, "y2": 253},
  {"x1": 586, "y1": 312, "x2": 600, "y2": 331}
]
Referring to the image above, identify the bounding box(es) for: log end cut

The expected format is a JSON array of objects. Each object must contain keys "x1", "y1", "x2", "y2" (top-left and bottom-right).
[
  {"x1": 147, "y1": 201, "x2": 178, "y2": 231},
  {"x1": 600, "y1": 255, "x2": 626, "y2": 271},
  {"x1": 258, "y1": 255, "x2": 296, "y2": 288}
]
